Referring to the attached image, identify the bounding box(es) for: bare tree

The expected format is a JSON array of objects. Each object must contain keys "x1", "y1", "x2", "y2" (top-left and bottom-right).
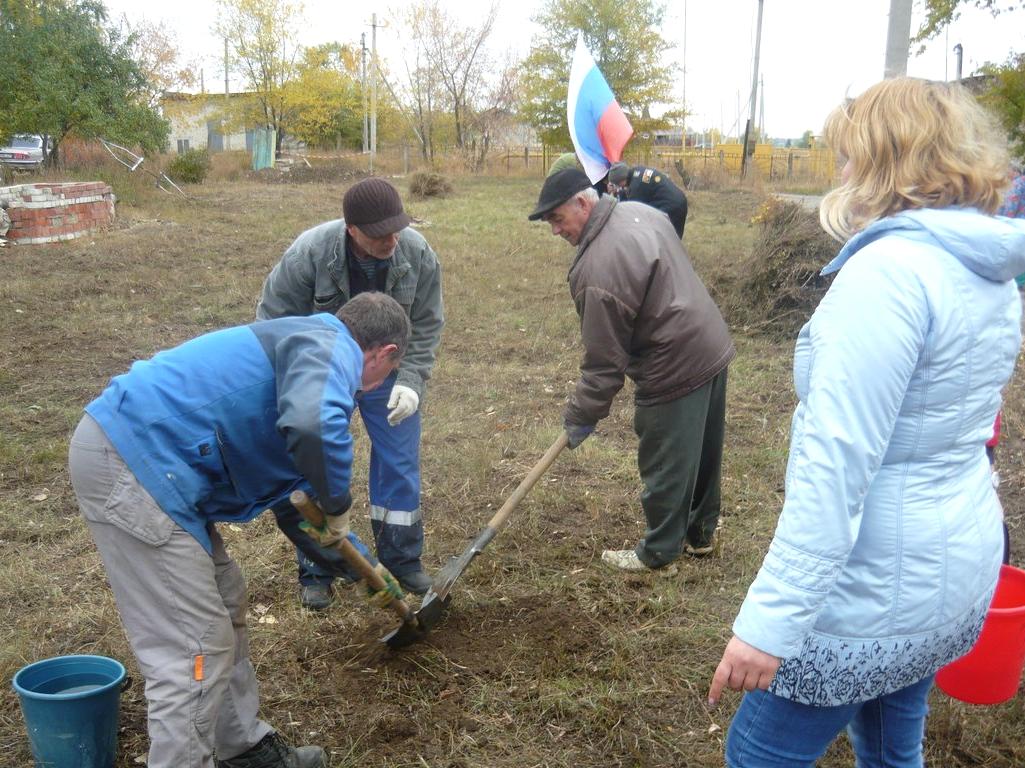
[
  {"x1": 462, "y1": 54, "x2": 519, "y2": 171},
  {"x1": 401, "y1": 37, "x2": 444, "y2": 162},
  {"x1": 117, "y1": 17, "x2": 199, "y2": 108},
  {"x1": 408, "y1": 0, "x2": 497, "y2": 149}
]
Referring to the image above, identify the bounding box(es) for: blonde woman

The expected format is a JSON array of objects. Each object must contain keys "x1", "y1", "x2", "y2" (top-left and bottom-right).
[{"x1": 707, "y1": 77, "x2": 1025, "y2": 767}]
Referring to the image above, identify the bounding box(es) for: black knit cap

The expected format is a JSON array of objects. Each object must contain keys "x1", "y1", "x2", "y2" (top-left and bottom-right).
[
  {"x1": 342, "y1": 177, "x2": 410, "y2": 237},
  {"x1": 527, "y1": 168, "x2": 592, "y2": 220}
]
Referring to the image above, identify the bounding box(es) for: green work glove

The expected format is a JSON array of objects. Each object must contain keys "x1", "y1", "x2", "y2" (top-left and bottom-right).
[{"x1": 366, "y1": 563, "x2": 404, "y2": 608}]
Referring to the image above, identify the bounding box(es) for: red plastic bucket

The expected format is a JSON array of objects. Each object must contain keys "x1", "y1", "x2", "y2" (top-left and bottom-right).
[{"x1": 936, "y1": 564, "x2": 1025, "y2": 705}]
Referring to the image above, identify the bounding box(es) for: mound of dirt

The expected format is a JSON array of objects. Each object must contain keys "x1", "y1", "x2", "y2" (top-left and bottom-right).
[
  {"x1": 738, "y1": 197, "x2": 838, "y2": 335},
  {"x1": 251, "y1": 160, "x2": 368, "y2": 185}
]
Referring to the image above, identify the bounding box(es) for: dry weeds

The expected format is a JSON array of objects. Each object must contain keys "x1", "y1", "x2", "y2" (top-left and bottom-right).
[
  {"x1": 408, "y1": 172, "x2": 454, "y2": 199},
  {"x1": 1, "y1": 176, "x2": 1023, "y2": 767}
]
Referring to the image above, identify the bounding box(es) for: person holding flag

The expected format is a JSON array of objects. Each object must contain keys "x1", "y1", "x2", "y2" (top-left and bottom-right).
[{"x1": 607, "y1": 161, "x2": 689, "y2": 238}]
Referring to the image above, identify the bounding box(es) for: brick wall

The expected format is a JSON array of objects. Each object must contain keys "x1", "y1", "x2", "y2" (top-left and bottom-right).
[{"x1": 0, "y1": 182, "x2": 115, "y2": 244}]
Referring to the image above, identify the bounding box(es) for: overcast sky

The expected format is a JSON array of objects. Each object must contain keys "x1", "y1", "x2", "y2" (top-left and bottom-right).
[{"x1": 103, "y1": 0, "x2": 1024, "y2": 139}]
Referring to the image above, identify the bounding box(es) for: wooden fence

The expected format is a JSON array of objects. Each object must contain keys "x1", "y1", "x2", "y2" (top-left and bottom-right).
[
  {"x1": 297, "y1": 142, "x2": 838, "y2": 187},
  {"x1": 477, "y1": 144, "x2": 836, "y2": 185}
]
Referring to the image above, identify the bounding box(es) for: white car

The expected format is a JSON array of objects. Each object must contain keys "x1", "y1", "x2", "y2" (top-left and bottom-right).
[{"x1": 0, "y1": 135, "x2": 47, "y2": 169}]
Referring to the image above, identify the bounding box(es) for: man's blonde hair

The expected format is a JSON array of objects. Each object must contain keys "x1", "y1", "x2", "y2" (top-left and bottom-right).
[{"x1": 819, "y1": 77, "x2": 1009, "y2": 241}]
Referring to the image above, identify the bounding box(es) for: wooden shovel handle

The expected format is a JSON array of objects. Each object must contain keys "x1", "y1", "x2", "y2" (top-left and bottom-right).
[
  {"x1": 485, "y1": 432, "x2": 569, "y2": 533},
  {"x1": 289, "y1": 490, "x2": 415, "y2": 623}
]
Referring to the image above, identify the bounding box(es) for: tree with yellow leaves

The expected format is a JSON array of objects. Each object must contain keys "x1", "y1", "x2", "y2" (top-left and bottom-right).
[
  {"x1": 280, "y1": 43, "x2": 364, "y2": 150},
  {"x1": 214, "y1": 0, "x2": 303, "y2": 154}
]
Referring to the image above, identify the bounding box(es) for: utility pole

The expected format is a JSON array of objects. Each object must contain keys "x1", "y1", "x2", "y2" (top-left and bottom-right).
[
  {"x1": 944, "y1": 25, "x2": 949, "y2": 81},
  {"x1": 370, "y1": 13, "x2": 379, "y2": 173},
  {"x1": 736, "y1": 91, "x2": 741, "y2": 140},
  {"x1": 224, "y1": 37, "x2": 231, "y2": 151},
  {"x1": 681, "y1": 0, "x2": 687, "y2": 148},
  {"x1": 884, "y1": 0, "x2": 913, "y2": 78},
  {"x1": 361, "y1": 32, "x2": 369, "y2": 154},
  {"x1": 741, "y1": 0, "x2": 764, "y2": 177},
  {"x1": 954, "y1": 43, "x2": 964, "y2": 81},
  {"x1": 758, "y1": 75, "x2": 765, "y2": 139}
]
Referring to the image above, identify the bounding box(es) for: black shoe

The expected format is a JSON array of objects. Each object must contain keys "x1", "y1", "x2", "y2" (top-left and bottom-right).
[
  {"x1": 396, "y1": 569, "x2": 433, "y2": 595},
  {"x1": 683, "y1": 533, "x2": 718, "y2": 558},
  {"x1": 299, "y1": 583, "x2": 333, "y2": 611},
  {"x1": 216, "y1": 732, "x2": 326, "y2": 768}
]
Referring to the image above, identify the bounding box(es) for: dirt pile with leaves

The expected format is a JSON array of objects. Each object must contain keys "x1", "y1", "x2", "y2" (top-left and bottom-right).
[{"x1": 2, "y1": 178, "x2": 1023, "y2": 767}]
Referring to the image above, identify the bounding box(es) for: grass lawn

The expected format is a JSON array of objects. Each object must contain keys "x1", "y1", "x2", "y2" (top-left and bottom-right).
[{"x1": 1, "y1": 172, "x2": 1024, "y2": 766}]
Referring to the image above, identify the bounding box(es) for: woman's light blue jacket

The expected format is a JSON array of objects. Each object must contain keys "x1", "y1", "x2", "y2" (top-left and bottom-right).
[{"x1": 734, "y1": 207, "x2": 1025, "y2": 705}]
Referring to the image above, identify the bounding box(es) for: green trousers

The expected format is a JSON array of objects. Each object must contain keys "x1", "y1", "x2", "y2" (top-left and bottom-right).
[{"x1": 633, "y1": 369, "x2": 728, "y2": 568}]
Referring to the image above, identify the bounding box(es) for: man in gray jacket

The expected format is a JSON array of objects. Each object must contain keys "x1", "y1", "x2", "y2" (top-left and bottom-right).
[
  {"x1": 258, "y1": 177, "x2": 443, "y2": 606},
  {"x1": 529, "y1": 168, "x2": 734, "y2": 573}
]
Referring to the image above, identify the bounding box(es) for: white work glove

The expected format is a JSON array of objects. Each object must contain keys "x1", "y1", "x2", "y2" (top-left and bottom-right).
[
  {"x1": 386, "y1": 384, "x2": 420, "y2": 426},
  {"x1": 307, "y1": 510, "x2": 351, "y2": 547}
]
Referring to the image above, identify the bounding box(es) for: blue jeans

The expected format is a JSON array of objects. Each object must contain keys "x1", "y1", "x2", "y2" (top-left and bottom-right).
[{"x1": 726, "y1": 675, "x2": 934, "y2": 768}]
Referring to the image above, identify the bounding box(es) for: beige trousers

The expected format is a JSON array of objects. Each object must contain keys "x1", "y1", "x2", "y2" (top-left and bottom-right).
[{"x1": 68, "y1": 414, "x2": 271, "y2": 767}]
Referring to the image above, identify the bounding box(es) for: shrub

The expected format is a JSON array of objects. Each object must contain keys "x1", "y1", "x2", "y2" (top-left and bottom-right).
[
  {"x1": 736, "y1": 197, "x2": 838, "y2": 335},
  {"x1": 168, "y1": 149, "x2": 211, "y2": 184},
  {"x1": 409, "y1": 170, "x2": 452, "y2": 198}
]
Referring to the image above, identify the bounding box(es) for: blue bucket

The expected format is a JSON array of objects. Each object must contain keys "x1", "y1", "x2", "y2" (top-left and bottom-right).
[{"x1": 12, "y1": 654, "x2": 127, "y2": 768}]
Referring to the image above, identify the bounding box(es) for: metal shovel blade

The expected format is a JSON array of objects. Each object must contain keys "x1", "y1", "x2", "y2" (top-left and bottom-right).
[
  {"x1": 381, "y1": 589, "x2": 450, "y2": 648},
  {"x1": 379, "y1": 545, "x2": 481, "y2": 648}
]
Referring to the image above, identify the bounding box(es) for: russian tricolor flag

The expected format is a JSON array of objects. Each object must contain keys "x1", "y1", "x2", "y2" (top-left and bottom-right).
[{"x1": 567, "y1": 33, "x2": 634, "y2": 184}]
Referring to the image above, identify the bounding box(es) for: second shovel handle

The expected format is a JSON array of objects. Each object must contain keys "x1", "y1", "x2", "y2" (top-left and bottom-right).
[
  {"x1": 289, "y1": 490, "x2": 414, "y2": 622},
  {"x1": 486, "y1": 432, "x2": 569, "y2": 533}
]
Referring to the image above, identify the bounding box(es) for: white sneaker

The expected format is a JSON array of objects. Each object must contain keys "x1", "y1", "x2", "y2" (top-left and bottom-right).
[{"x1": 601, "y1": 549, "x2": 678, "y2": 575}]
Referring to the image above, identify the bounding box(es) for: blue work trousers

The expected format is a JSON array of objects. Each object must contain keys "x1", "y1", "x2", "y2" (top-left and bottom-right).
[
  {"x1": 725, "y1": 675, "x2": 934, "y2": 768},
  {"x1": 292, "y1": 374, "x2": 423, "y2": 585}
]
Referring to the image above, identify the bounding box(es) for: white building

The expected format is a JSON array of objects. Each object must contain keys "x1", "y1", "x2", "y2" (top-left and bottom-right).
[{"x1": 160, "y1": 92, "x2": 253, "y2": 154}]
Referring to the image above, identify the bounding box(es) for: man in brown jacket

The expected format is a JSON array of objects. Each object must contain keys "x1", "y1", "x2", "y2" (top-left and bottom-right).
[{"x1": 528, "y1": 168, "x2": 735, "y2": 573}]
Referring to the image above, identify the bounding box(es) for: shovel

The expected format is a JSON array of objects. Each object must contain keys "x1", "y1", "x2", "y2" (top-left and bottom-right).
[
  {"x1": 289, "y1": 490, "x2": 420, "y2": 630},
  {"x1": 383, "y1": 431, "x2": 569, "y2": 648}
]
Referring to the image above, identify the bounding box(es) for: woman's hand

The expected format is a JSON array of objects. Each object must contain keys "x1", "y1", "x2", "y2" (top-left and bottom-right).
[{"x1": 707, "y1": 635, "x2": 781, "y2": 707}]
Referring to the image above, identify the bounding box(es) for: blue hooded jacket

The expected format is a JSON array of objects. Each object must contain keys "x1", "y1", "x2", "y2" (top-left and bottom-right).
[
  {"x1": 86, "y1": 314, "x2": 362, "y2": 553},
  {"x1": 733, "y1": 207, "x2": 1025, "y2": 706}
]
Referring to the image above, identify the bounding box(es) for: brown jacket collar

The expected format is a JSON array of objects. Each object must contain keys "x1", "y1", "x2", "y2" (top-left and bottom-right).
[{"x1": 570, "y1": 194, "x2": 617, "y2": 273}]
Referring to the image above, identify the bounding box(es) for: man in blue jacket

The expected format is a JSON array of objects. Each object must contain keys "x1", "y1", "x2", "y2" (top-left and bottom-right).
[{"x1": 68, "y1": 292, "x2": 410, "y2": 768}]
